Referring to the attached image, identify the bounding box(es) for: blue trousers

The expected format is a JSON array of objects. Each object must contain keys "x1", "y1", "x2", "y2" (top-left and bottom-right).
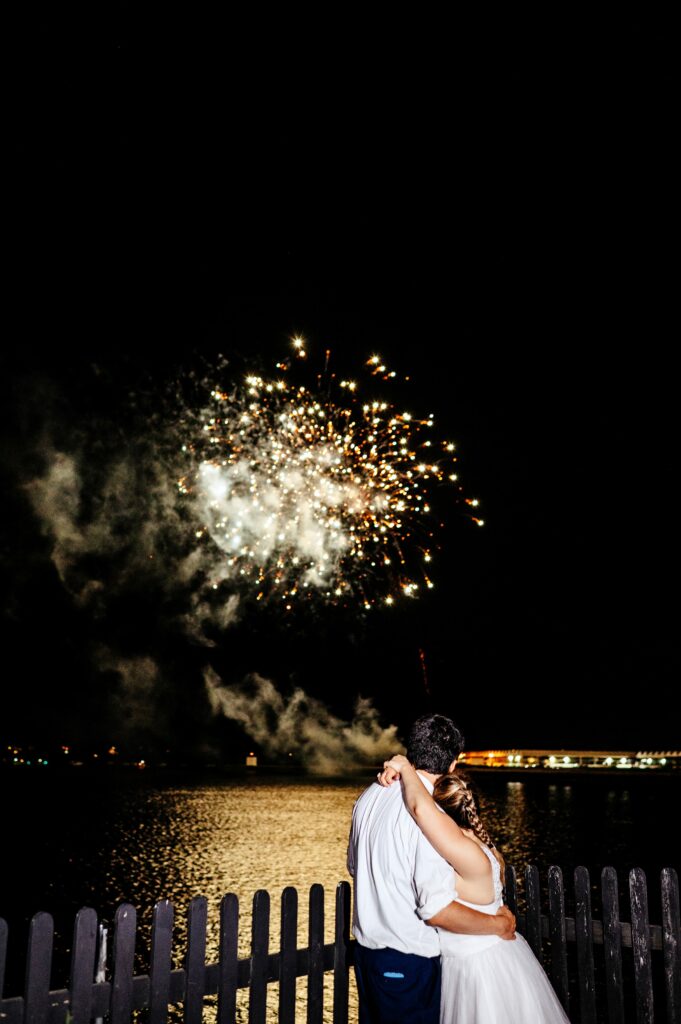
[{"x1": 353, "y1": 943, "x2": 442, "y2": 1024}]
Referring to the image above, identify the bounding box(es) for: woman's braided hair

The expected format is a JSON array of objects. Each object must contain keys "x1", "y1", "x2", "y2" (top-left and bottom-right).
[{"x1": 432, "y1": 771, "x2": 505, "y2": 881}]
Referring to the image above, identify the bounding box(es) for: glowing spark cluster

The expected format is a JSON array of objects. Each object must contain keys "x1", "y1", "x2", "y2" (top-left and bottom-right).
[{"x1": 178, "y1": 341, "x2": 481, "y2": 609}]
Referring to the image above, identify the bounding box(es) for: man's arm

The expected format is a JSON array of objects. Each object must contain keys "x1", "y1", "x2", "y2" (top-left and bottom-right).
[{"x1": 426, "y1": 900, "x2": 516, "y2": 940}]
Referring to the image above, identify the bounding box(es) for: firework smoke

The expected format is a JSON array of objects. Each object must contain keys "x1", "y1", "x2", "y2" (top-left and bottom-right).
[{"x1": 204, "y1": 667, "x2": 404, "y2": 773}]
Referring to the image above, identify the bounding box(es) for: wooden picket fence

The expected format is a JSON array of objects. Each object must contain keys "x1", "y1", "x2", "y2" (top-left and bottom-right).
[{"x1": 0, "y1": 865, "x2": 679, "y2": 1024}]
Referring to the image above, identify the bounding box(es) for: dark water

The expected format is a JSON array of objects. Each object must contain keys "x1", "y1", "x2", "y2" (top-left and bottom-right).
[{"x1": 1, "y1": 768, "x2": 679, "y2": 1020}]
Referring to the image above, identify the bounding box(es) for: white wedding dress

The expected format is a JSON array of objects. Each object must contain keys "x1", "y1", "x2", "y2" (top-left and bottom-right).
[{"x1": 438, "y1": 844, "x2": 571, "y2": 1023}]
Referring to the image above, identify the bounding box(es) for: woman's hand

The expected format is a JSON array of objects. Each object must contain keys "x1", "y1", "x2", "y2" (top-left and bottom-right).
[
  {"x1": 376, "y1": 764, "x2": 400, "y2": 786},
  {"x1": 376, "y1": 753, "x2": 411, "y2": 787}
]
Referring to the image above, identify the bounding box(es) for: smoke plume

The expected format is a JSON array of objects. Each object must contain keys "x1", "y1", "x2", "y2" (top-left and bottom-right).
[{"x1": 204, "y1": 667, "x2": 404, "y2": 773}]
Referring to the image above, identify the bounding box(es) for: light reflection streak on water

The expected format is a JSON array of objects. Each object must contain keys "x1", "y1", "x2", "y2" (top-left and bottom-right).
[
  {"x1": 105, "y1": 783, "x2": 362, "y2": 1023},
  {"x1": 106, "y1": 784, "x2": 359, "y2": 959}
]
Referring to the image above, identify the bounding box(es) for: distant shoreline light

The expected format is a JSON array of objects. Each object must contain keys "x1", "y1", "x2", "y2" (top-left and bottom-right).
[{"x1": 458, "y1": 750, "x2": 678, "y2": 770}]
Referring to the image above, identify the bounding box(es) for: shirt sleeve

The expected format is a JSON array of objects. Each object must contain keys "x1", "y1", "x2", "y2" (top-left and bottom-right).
[{"x1": 412, "y1": 829, "x2": 457, "y2": 921}]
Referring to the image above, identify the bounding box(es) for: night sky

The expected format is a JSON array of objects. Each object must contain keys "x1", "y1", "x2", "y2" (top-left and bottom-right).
[{"x1": 2, "y1": 15, "x2": 677, "y2": 760}]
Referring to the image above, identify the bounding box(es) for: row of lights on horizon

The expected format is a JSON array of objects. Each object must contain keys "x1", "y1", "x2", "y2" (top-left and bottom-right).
[
  {"x1": 5, "y1": 744, "x2": 147, "y2": 769},
  {"x1": 456, "y1": 750, "x2": 677, "y2": 770}
]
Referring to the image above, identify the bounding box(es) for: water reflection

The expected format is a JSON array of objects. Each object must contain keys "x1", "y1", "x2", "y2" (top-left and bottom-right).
[
  {"x1": 98, "y1": 781, "x2": 362, "y2": 1024},
  {"x1": 102, "y1": 783, "x2": 359, "y2": 960}
]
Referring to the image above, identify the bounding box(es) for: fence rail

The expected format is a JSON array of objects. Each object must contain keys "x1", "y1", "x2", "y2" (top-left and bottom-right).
[{"x1": 1, "y1": 866, "x2": 679, "y2": 1024}]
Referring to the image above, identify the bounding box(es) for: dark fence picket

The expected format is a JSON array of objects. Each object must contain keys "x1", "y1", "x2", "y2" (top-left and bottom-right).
[
  {"x1": 24, "y1": 912, "x2": 53, "y2": 1024},
  {"x1": 630, "y1": 868, "x2": 654, "y2": 1024},
  {"x1": 149, "y1": 900, "x2": 174, "y2": 1024},
  {"x1": 548, "y1": 865, "x2": 569, "y2": 1014},
  {"x1": 660, "y1": 867, "x2": 681, "y2": 1024},
  {"x1": 110, "y1": 903, "x2": 136, "y2": 1024},
  {"x1": 278, "y1": 887, "x2": 298, "y2": 1024},
  {"x1": 524, "y1": 865, "x2": 542, "y2": 958},
  {"x1": 249, "y1": 890, "x2": 270, "y2": 1024},
  {"x1": 185, "y1": 896, "x2": 208, "y2": 1024},
  {"x1": 0, "y1": 917, "x2": 8, "y2": 998},
  {"x1": 69, "y1": 908, "x2": 98, "y2": 1024},
  {"x1": 218, "y1": 894, "x2": 239, "y2": 1024},
  {"x1": 307, "y1": 884, "x2": 324, "y2": 1024},
  {"x1": 602, "y1": 867, "x2": 625, "y2": 1024},
  {"x1": 574, "y1": 865, "x2": 597, "y2": 1024},
  {"x1": 504, "y1": 864, "x2": 517, "y2": 918},
  {"x1": 332, "y1": 882, "x2": 351, "y2": 1024}
]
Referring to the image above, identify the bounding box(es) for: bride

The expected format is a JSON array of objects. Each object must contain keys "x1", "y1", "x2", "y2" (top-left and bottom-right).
[{"x1": 380, "y1": 754, "x2": 571, "y2": 1024}]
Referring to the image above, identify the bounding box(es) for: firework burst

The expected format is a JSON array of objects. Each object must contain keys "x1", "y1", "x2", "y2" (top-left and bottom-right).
[{"x1": 178, "y1": 340, "x2": 481, "y2": 610}]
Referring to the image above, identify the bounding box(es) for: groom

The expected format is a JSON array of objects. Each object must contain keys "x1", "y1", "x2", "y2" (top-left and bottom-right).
[{"x1": 347, "y1": 713, "x2": 516, "y2": 1024}]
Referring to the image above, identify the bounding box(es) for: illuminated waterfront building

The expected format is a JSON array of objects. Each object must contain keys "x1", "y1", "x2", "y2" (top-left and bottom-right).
[{"x1": 458, "y1": 750, "x2": 679, "y2": 770}]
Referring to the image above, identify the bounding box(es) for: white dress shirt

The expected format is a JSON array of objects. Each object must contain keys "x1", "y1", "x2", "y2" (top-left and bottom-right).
[{"x1": 347, "y1": 773, "x2": 458, "y2": 956}]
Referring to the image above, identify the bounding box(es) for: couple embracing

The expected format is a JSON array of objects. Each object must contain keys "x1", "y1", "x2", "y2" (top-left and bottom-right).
[{"x1": 347, "y1": 713, "x2": 570, "y2": 1023}]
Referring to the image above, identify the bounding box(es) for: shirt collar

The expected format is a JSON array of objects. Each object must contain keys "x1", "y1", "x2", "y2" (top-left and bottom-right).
[{"x1": 416, "y1": 770, "x2": 435, "y2": 794}]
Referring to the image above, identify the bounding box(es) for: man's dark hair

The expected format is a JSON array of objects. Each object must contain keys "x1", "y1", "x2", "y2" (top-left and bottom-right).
[{"x1": 406, "y1": 714, "x2": 465, "y2": 774}]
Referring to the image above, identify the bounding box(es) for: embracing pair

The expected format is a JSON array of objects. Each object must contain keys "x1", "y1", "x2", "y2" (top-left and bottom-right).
[{"x1": 346, "y1": 713, "x2": 571, "y2": 1024}]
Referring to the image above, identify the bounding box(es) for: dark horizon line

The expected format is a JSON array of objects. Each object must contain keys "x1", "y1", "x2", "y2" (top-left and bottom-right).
[{"x1": 3, "y1": 743, "x2": 680, "y2": 770}]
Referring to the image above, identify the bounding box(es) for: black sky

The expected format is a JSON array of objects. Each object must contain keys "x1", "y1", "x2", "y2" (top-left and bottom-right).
[{"x1": 2, "y1": 14, "x2": 678, "y2": 756}]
